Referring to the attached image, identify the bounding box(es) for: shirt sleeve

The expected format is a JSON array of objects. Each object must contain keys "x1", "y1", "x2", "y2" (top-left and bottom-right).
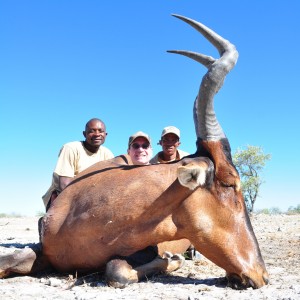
[
  {"x1": 54, "y1": 145, "x2": 77, "y2": 177},
  {"x1": 104, "y1": 148, "x2": 114, "y2": 159},
  {"x1": 150, "y1": 153, "x2": 159, "y2": 164}
]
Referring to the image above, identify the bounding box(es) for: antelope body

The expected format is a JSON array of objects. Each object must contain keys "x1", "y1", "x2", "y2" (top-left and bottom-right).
[{"x1": 0, "y1": 15, "x2": 269, "y2": 289}]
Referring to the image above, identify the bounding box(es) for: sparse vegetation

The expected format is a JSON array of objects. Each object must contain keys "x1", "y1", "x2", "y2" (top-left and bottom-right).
[
  {"x1": 233, "y1": 145, "x2": 271, "y2": 212},
  {"x1": 255, "y1": 205, "x2": 300, "y2": 215},
  {"x1": 0, "y1": 211, "x2": 45, "y2": 218},
  {"x1": 36, "y1": 211, "x2": 46, "y2": 217},
  {"x1": 287, "y1": 204, "x2": 300, "y2": 215},
  {"x1": 255, "y1": 207, "x2": 281, "y2": 215},
  {"x1": 0, "y1": 213, "x2": 23, "y2": 218}
]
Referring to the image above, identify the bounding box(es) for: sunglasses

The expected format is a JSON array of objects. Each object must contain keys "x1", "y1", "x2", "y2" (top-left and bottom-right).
[{"x1": 131, "y1": 143, "x2": 150, "y2": 150}]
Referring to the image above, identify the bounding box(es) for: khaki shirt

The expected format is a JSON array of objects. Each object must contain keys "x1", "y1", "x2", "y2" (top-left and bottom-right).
[
  {"x1": 42, "y1": 141, "x2": 114, "y2": 207},
  {"x1": 150, "y1": 149, "x2": 189, "y2": 164}
]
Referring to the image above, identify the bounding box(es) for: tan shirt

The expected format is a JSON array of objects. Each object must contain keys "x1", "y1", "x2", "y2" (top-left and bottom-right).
[
  {"x1": 150, "y1": 149, "x2": 189, "y2": 164},
  {"x1": 42, "y1": 141, "x2": 114, "y2": 207}
]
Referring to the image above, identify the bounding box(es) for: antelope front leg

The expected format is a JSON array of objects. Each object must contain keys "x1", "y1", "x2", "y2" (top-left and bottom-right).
[{"x1": 105, "y1": 252, "x2": 185, "y2": 288}]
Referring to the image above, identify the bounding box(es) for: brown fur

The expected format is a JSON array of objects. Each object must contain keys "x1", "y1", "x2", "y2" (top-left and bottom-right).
[
  {"x1": 35, "y1": 148, "x2": 267, "y2": 288},
  {"x1": 0, "y1": 143, "x2": 268, "y2": 289}
]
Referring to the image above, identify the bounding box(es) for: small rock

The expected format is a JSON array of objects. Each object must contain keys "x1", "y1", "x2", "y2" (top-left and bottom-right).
[
  {"x1": 96, "y1": 282, "x2": 106, "y2": 287},
  {"x1": 43, "y1": 277, "x2": 62, "y2": 287},
  {"x1": 40, "y1": 278, "x2": 50, "y2": 284}
]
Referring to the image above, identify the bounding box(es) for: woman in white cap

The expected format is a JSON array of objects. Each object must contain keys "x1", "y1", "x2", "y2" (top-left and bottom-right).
[{"x1": 150, "y1": 126, "x2": 189, "y2": 164}]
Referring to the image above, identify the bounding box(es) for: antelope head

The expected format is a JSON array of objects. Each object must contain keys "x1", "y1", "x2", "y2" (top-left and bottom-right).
[{"x1": 168, "y1": 15, "x2": 269, "y2": 289}]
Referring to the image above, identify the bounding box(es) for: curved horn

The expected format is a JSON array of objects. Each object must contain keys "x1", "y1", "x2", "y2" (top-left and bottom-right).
[{"x1": 167, "y1": 14, "x2": 238, "y2": 142}]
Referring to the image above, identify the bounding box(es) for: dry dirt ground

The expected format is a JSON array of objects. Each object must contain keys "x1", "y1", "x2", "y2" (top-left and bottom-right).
[{"x1": 0, "y1": 214, "x2": 299, "y2": 300}]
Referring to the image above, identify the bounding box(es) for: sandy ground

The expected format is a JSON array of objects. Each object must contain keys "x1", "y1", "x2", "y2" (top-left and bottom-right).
[{"x1": 0, "y1": 214, "x2": 299, "y2": 300}]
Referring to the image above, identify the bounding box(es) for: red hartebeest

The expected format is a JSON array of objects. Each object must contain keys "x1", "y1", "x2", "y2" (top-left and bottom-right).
[{"x1": 0, "y1": 15, "x2": 268, "y2": 289}]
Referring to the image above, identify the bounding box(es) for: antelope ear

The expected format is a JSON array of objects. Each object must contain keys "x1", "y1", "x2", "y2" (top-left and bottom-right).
[{"x1": 177, "y1": 160, "x2": 209, "y2": 190}]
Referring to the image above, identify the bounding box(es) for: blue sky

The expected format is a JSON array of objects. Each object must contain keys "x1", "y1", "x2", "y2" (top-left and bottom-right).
[{"x1": 1, "y1": 1, "x2": 299, "y2": 216}]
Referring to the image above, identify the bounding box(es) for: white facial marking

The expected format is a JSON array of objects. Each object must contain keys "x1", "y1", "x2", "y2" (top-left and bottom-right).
[{"x1": 198, "y1": 213, "x2": 213, "y2": 235}]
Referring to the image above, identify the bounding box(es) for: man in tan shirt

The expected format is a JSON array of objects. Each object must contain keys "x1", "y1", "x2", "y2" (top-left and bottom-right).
[
  {"x1": 42, "y1": 118, "x2": 114, "y2": 211},
  {"x1": 150, "y1": 126, "x2": 189, "y2": 164},
  {"x1": 150, "y1": 126, "x2": 200, "y2": 260}
]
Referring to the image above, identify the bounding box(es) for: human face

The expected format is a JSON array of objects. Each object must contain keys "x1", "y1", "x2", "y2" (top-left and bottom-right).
[
  {"x1": 160, "y1": 133, "x2": 180, "y2": 157},
  {"x1": 83, "y1": 120, "x2": 107, "y2": 152},
  {"x1": 128, "y1": 137, "x2": 152, "y2": 165}
]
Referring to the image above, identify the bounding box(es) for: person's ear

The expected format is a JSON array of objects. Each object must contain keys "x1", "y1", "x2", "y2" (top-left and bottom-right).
[{"x1": 83, "y1": 131, "x2": 86, "y2": 138}]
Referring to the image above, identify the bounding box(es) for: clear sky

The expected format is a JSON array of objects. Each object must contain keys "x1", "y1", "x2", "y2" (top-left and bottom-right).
[{"x1": 1, "y1": 1, "x2": 299, "y2": 216}]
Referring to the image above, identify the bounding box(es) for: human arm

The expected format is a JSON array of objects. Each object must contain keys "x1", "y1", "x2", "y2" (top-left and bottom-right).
[
  {"x1": 54, "y1": 143, "x2": 78, "y2": 191},
  {"x1": 59, "y1": 176, "x2": 73, "y2": 190}
]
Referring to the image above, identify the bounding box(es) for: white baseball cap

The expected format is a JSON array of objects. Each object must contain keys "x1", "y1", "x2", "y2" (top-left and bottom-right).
[
  {"x1": 161, "y1": 126, "x2": 180, "y2": 138},
  {"x1": 128, "y1": 131, "x2": 151, "y2": 148}
]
